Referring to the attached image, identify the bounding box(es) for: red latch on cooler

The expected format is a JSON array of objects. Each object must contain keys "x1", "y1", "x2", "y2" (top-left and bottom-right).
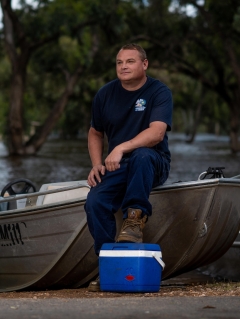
[{"x1": 125, "y1": 275, "x2": 135, "y2": 281}]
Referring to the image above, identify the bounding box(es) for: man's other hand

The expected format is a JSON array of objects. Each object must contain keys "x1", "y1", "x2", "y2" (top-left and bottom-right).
[{"x1": 87, "y1": 164, "x2": 106, "y2": 187}]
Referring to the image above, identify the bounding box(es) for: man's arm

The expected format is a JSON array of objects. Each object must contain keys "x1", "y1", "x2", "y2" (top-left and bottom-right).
[
  {"x1": 105, "y1": 121, "x2": 167, "y2": 171},
  {"x1": 87, "y1": 127, "x2": 105, "y2": 187}
]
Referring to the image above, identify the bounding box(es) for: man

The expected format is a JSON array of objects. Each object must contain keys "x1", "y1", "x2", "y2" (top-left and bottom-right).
[{"x1": 84, "y1": 43, "x2": 173, "y2": 291}]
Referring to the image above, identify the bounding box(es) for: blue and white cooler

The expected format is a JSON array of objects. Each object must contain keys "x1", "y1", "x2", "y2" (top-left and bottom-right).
[{"x1": 99, "y1": 243, "x2": 165, "y2": 292}]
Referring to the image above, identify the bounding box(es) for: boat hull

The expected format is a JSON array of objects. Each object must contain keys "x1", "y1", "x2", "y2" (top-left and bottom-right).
[
  {"x1": 197, "y1": 232, "x2": 240, "y2": 281},
  {"x1": 146, "y1": 180, "x2": 240, "y2": 279}
]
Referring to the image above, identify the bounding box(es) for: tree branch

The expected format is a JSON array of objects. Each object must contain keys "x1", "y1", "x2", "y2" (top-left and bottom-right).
[
  {"x1": 131, "y1": 34, "x2": 215, "y2": 87},
  {"x1": 29, "y1": 19, "x2": 97, "y2": 52},
  {"x1": 1, "y1": 0, "x2": 28, "y2": 48},
  {"x1": 25, "y1": 66, "x2": 83, "y2": 153},
  {"x1": 225, "y1": 40, "x2": 240, "y2": 88},
  {"x1": 1, "y1": 0, "x2": 18, "y2": 67}
]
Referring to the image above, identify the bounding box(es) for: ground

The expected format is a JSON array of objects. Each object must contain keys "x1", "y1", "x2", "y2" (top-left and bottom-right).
[
  {"x1": 1, "y1": 270, "x2": 239, "y2": 299},
  {"x1": 0, "y1": 282, "x2": 239, "y2": 299}
]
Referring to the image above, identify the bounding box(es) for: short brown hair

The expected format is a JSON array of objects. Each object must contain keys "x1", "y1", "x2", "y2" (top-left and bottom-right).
[{"x1": 119, "y1": 43, "x2": 147, "y2": 61}]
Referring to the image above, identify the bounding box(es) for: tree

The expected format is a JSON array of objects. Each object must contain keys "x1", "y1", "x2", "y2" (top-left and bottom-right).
[
  {"x1": 0, "y1": 0, "x2": 141, "y2": 155},
  {"x1": 0, "y1": 0, "x2": 103, "y2": 155},
  {"x1": 138, "y1": 0, "x2": 240, "y2": 152}
]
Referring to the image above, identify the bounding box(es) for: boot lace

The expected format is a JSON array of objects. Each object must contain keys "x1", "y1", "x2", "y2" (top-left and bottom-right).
[{"x1": 121, "y1": 218, "x2": 142, "y2": 232}]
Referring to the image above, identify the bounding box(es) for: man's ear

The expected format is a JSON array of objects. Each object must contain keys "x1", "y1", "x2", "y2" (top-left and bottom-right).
[{"x1": 143, "y1": 59, "x2": 148, "y2": 70}]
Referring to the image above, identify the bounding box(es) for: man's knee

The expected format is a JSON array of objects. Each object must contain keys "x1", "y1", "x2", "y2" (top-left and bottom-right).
[
  {"x1": 131, "y1": 147, "x2": 151, "y2": 158},
  {"x1": 85, "y1": 188, "x2": 101, "y2": 213}
]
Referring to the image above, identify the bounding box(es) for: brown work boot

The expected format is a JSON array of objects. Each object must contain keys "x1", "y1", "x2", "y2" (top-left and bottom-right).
[
  {"x1": 88, "y1": 276, "x2": 100, "y2": 292},
  {"x1": 116, "y1": 208, "x2": 147, "y2": 243}
]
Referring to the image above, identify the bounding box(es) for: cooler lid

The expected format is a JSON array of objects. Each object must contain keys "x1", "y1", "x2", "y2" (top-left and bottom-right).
[
  {"x1": 100, "y1": 243, "x2": 165, "y2": 269},
  {"x1": 101, "y1": 243, "x2": 161, "y2": 251}
]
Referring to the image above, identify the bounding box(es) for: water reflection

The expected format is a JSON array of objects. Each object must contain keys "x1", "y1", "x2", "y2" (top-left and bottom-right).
[
  {"x1": 169, "y1": 133, "x2": 240, "y2": 183},
  {"x1": 0, "y1": 133, "x2": 239, "y2": 191}
]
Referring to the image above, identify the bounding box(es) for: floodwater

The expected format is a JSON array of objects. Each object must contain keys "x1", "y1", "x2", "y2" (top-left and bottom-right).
[{"x1": 0, "y1": 132, "x2": 240, "y2": 191}]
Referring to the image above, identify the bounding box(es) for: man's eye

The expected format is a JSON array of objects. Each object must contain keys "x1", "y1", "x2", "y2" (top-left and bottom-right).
[{"x1": 117, "y1": 61, "x2": 122, "y2": 65}]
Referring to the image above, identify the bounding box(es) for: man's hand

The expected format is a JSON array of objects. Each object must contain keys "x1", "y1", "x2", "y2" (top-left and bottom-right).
[
  {"x1": 105, "y1": 147, "x2": 123, "y2": 171},
  {"x1": 87, "y1": 164, "x2": 106, "y2": 187}
]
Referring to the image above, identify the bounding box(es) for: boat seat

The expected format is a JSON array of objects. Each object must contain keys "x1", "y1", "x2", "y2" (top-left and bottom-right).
[
  {"x1": 0, "y1": 196, "x2": 8, "y2": 212},
  {"x1": 0, "y1": 181, "x2": 90, "y2": 212},
  {"x1": 0, "y1": 195, "x2": 27, "y2": 212},
  {"x1": 36, "y1": 181, "x2": 90, "y2": 206}
]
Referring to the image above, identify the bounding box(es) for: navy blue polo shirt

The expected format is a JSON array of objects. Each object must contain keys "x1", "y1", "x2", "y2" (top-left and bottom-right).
[{"x1": 91, "y1": 76, "x2": 173, "y2": 161}]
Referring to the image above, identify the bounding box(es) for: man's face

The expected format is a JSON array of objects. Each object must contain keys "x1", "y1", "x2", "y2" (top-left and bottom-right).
[{"x1": 116, "y1": 49, "x2": 148, "y2": 83}]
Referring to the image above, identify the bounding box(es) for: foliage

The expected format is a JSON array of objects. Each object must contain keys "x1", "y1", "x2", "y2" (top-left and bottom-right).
[
  {"x1": 0, "y1": 0, "x2": 239, "y2": 153},
  {"x1": 137, "y1": 0, "x2": 240, "y2": 150}
]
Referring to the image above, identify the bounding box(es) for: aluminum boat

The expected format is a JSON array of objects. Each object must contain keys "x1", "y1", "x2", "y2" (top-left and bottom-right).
[{"x1": 0, "y1": 168, "x2": 240, "y2": 292}]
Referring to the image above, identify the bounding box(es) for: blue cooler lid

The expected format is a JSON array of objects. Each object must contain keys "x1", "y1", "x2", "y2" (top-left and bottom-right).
[
  {"x1": 100, "y1": 243, "x2": 165, "y2": 269},
  {"x1": 101, "y1": 243, "x2": 161, "y2": 251}
]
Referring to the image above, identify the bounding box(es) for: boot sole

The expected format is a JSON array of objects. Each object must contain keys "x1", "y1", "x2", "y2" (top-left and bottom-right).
[
  {"x1": 88, "y1": 285, "x2": 101, "y2": 292},
  {"x1": 116, "y1": 236, "x2": 142, "y2": 243}
]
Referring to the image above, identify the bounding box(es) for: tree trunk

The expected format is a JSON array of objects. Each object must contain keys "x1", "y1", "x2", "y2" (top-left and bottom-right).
[
  {"x1": 229, "y1": 106, "x2": 240, "y2": 153},
  {"x1": 24, "y1": 68, "x2": 82, "y2": 154},
  {"x1": 185, "y1": 93, "x2": 204, "y2": 144},
  {"x1": 1, "y1": 0, "x2": 29, "y2": 155},
  {"x1": 8, "y1": 72, "x2": 25, "y2": 154}
]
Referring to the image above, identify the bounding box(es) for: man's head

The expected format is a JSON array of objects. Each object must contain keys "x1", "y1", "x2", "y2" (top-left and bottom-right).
[
  {"x1": 120, "y1": 43, "x2": 147, "y2": 61},
  {"x1": 116, "y1": 43, "x2": 148, "y2": 89}
]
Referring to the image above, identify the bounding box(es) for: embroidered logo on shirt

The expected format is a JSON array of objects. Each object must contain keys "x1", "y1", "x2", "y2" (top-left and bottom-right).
[{"x1": 135, "y1": 99, "x2": 146, "y2": 111}]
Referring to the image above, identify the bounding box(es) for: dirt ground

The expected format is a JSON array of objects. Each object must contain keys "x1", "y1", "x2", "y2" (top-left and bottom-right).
[
  {"x1": 0, "y1": 282, "x2": 239, "y2": 299},
  {"x1": 0, "y1": 270, "x2": 239, "y2": 299}
]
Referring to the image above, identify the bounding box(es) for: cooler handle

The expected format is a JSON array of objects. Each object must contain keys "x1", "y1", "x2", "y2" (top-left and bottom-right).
[{"x1": 152, "y1": 252, "x2": 165, "y2": 269}]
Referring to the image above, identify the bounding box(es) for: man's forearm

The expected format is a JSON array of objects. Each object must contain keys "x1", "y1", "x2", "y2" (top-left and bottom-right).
[
  {"x1": 88, "y1": 128, "x2": 104, "y2": 166},
  {"x1": 117, "y1": 121, "x2": 167, "y2": 155},
  {"x1": 104, "y1": 122, "x2": 167, "y2": 172}
]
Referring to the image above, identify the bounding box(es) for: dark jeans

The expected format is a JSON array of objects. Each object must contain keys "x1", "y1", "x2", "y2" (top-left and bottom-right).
[{"x1": 84, "y1": 147, "x2": 170, "y2": 255}]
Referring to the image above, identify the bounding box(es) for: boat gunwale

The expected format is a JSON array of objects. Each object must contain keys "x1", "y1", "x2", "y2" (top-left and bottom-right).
[
  {"x1": 152, "y1": 177, "x2": 240, "y2": 192},
  {"x1": 0, "y1": 182, "x2": 90, "y2": 204},
  {"x1": 1, "y1": 177, "x2": 240, "y2": 218},
  {"x1": 0, "y1": 196, "x2": 87, "y2": 218}
]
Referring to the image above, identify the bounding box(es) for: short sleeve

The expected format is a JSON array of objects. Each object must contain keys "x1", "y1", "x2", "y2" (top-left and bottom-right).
[
  {"x1": 91, "y1": 94, "x2": 104, "y2": 132},
  {"x1": 150, "y1": 87, "x2": 173, "y2": 131}
]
